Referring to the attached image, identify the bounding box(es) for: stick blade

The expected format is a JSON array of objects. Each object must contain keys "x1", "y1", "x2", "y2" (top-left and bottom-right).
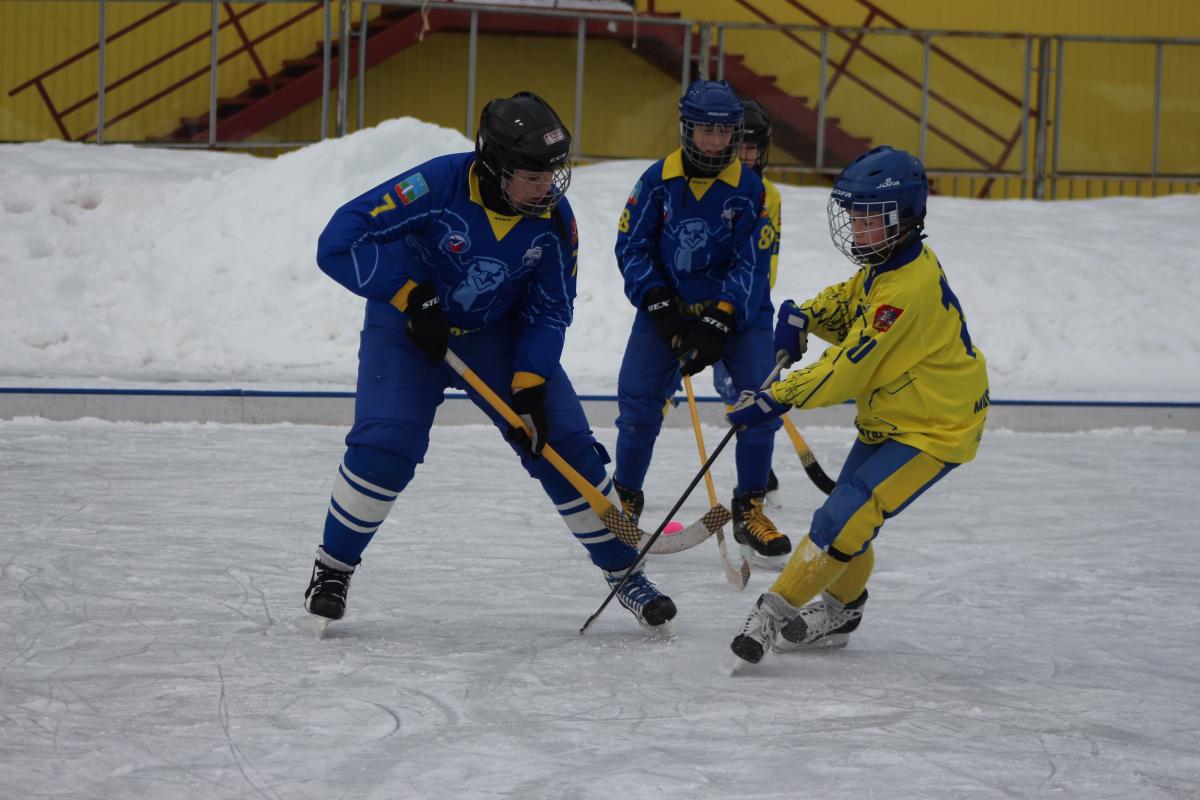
[
  {"x1": 641, "y1": 513, "x2": 716, "y2": 554},
  {"x1": 717, "y1": 531, "x2": 751, "y2": 589},
  {"x1": 807, "y1": 463, "x2": 837, "y2": 495}
]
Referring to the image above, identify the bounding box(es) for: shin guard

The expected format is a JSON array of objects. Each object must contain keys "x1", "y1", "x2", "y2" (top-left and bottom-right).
[
  {"x1": 321, "y1": 445, "x2": 408, "y2": 565},
  {"x1": 539, "y1": 444, "x2": 637, "y2": 571},
  {"x1": 768, "y1": 536, "x2": 847, "y2": 609}
]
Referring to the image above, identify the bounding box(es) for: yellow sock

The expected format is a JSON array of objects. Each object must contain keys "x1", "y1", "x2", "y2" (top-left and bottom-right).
[
  {"x1": 826, "y1": 545, "x2": 874, "y2": 604},
  {"x1": 768, "y1": 536, "x2": 847, "y2": 608}
]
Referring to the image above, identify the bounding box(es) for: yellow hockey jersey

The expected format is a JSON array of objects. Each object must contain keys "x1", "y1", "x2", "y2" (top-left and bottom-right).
[
  {"x1": 770, "y1": 243, "x2": 988, "y2": 464},
  {"x1": 763, "y1": 177, "x2": 781, "y2": 288}
]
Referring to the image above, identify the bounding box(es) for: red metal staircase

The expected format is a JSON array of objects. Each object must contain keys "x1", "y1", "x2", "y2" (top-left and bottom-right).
[
  {"x1": 165, "y1": 5, "x2": 432, "y2": 141},
  {"x1": 164, "y1": 5, "x2": 870, "y2": 165}
]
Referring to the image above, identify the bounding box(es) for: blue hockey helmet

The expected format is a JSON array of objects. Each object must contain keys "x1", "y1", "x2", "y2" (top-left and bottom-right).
[
  {"x1": 678, "y1": 80, "x2": 744, "y2": 177},
  {"x1": 830, "y1": 145, "x2": 931, "y2": 267},
  {"x1": 827, "y1": 145, "x2": 929, "y2": 266}
]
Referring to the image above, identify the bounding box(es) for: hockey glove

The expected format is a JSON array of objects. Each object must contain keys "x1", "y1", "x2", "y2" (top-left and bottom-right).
[
  {"x1": 404, "y1": 282, "x2": 450, "y2": 363},
  {"x1": 727, "y1": 387, "x2": 791, "y2": 430},
  {"x1": 676, "y1": 306, "x2": 734, "y2": 377},
  {"x1": 507, "y1": 382, "x2": 550, "y2": 457},
  {"x1": 774, "y1": 300, "x2": 809, "y2": 367},
  {"x1": 643, "y1": 287, "x2": 687, "y2": 350}
]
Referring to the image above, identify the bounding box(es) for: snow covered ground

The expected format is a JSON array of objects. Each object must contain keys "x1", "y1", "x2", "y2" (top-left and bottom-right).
[
  {"x1": 3, "y1": 121, "x2": 1199, "y2": 798},
  {"x1": 2, "y1": 118, "x2": 1198, "y2": 401}
]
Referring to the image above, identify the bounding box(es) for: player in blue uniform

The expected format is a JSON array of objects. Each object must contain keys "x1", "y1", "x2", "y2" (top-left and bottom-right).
[
  {"x1": 304, "y1": 92, "x2": 676, "y2": 632},
  {"x1": 611, "y1": 80, "x2": 792, "y2": 565},
  {"x1": 712, "y1": 97, "x2": 784, "y2": 504}
]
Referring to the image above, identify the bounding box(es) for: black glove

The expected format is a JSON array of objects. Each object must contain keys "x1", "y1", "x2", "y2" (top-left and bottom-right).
[
  {"x1": 404, "y1": 282, "x2": 449, "y2": 362},
  {"x1": 677, "y1": 307, "x2": 734, "y2": 376},
  {"x1": 643, "y1": 287, "x2": 687, "y2": 350},
  {"x1": 507, "y1": 382, "x2": 549, "y2": 457}
]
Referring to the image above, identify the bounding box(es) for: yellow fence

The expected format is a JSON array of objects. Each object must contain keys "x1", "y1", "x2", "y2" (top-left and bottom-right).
[{"x1": 3, "y1": 0, "x2": 1197, "y2": 200}]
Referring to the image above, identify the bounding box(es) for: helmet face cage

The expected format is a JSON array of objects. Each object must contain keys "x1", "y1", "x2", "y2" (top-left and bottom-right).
[
  {"x1": 491, "y1": 159, "x2": 571, "y2": 217},
  {"x1": 827, "y1": 197, "x2": 906, "y2": 267},
  {"x1": 740, "y1": 133, "x2": 770, "y2": 173},
  {"x1": 475, "y1": 91, "x2": 572, "y2": 217},
  {"x1": 738, "y1": 99, "x2": 771, "y2": 173},
  {"x1": 680, "y1": 118, "x2": 744, "y2": 177}
]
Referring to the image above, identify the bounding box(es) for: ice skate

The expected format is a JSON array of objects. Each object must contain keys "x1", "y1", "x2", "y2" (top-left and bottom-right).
[
  {"x1": 613, "y1": 481, "x2": 644, "y2": 527},
  {"x1": 775, "y1": 589, "x2": 867, "y2": 652},
  {"x1": 729, "y1": 592, "x2": 800, "y2": 665},
  {"x1": 603, "y1": 562, "x2": 676, "y2": 629},
  {"x1": 732, "y1": 490, "x2": 792, "y2": 567},
  {"x1": 304, "y1": 546, "x2": 356, "y2": 635}
]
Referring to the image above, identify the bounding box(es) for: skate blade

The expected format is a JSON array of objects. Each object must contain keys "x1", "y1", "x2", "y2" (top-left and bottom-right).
[
  {"x1": 313, "y1": 616, "x2": 332, "y2": 639},
  {"x1": 638, "y1": 619, "x2": 675, "y2": 637},
  {"x1": 740, "y1": 545, "x2": 789, "y2": 571},
  {"x1": 773, "y1": 633, "x2": 850, "y2": 653},
  {"x1": 727, "y1": 653, "x2": 759, "y2": 675}
]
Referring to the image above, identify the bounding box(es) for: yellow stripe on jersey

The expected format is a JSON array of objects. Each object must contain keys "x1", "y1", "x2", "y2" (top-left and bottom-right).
[{"x1": 763, "y1": 178, "x2": 782, "y2": 288}]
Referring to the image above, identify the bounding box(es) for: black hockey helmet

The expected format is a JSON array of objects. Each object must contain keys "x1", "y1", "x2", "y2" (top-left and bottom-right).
[
  {"x1": 739, "y1": 97, "x2": 772, "y2": 174},
  {"x1": 474, "y1": 91, "x2": 572, "y2": 217}
]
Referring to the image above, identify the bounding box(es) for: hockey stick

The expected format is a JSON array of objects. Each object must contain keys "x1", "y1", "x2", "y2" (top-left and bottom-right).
[
  {"x1": 682, "y1": 374, "x2": 750, "y2": 589},
  {"x1": 780, "y1": 415, "x2": 836, "y2": 495},
  {"x1": 444, "y1": 349, "x2": 714, "y2": 556},
  {"x1": 580, "y1": 357, "x2": 788, "y2": 633}
]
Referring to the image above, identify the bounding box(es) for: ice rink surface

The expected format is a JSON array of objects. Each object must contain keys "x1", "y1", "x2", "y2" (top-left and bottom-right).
[{"x1": 2, "y1": 418, "x2": 1198, "y2": 799}]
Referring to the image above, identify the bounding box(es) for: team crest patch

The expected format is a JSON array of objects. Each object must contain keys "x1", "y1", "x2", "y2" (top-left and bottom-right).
[
  {"x1": 628, "y1": 180, "x2": 643, "y2": 206},
  {"x1": 872, "y1": 304, "x2": 903, "y2": 332},
  {"x1": 441, "y1": 232, "x2": 470, "y2": 254},
  {"x1": 395, "y1": 173, "x2": 430, "y2": 205},
  {"x1": 522, "y1": 246, "x2": 543, "y2": 267}
]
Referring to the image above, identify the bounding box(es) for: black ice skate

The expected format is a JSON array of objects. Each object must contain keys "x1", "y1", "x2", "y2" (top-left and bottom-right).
[
  {"x1": 305, "y1": 546, "x2": 356, "y2": 634},
  {"x1": 775, "y1": 589, "x2": 867, "y2": 652},
  {"x1": 732, "y1": 490, "x2": 792, "y2": 566},
  {"x1": 603, "y1": 562, "x2": 676, "y2": 628},
  {"x1": 613, "y1": 481, "x2": 645, "y2": 527},
  {"x1": 730, "y1": 592, "x2": 801, "y2": 665}
]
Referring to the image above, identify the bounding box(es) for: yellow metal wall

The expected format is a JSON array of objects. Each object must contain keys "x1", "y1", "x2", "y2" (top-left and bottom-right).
[
  {"x1": 2, "y1": 1, "x2": 336, "y2": 142},
  {"x1": 249, "y1": 32, "x2": 682, "y2": 160},
  {"x1": 4, "y1": 0, "x2": 1196, "y2": 200},
  {"x1": 646, "y1": 0, "x2": 1200, "y2": 197}
]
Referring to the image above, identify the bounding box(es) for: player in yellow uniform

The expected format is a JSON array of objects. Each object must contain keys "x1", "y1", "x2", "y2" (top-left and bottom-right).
[{"x1": 725, "y1": 145, "x2": 989, "y2": 665}]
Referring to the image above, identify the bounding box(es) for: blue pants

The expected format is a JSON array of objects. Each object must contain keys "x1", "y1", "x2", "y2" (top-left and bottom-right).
[
  {"x1": 811, "y1": 438, "x2": 958, "y2": 560},
  {"x1": 614, "y1": 308, "x2": 780, "y2": 495},
  {"x1": 320, "y1": 316, "x2": 638, "y2": 572}
]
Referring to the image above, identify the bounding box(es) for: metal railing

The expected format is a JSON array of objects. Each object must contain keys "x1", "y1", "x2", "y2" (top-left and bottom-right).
[{"x1": 5, "y1": 0, "x2": 1198, "y2": 198}]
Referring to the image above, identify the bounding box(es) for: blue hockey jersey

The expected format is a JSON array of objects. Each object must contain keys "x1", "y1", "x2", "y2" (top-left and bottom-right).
[
  {"x1": 316, "y1": 151, "x2": 579, "y2": 380},
  {"x1": 614, "y1": 150, "x2": 774, "y2": 328}
]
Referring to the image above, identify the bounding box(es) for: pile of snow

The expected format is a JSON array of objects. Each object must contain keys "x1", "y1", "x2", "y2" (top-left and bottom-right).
[{"x1": 1, "y1": 117, "x2": 1197, "y2": 401}]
